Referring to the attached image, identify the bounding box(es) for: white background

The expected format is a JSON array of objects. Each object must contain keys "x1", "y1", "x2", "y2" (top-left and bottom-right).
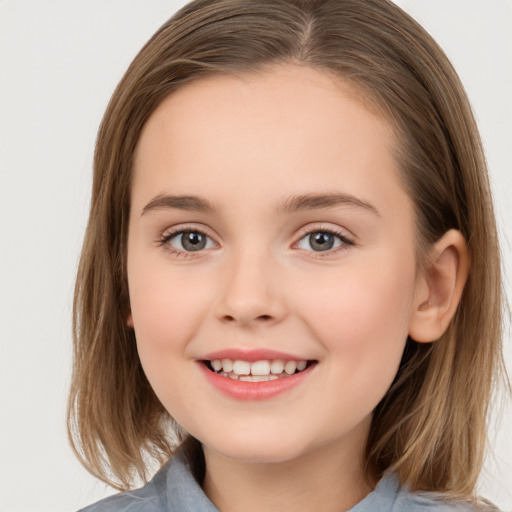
[{"x1": 0, "y1": 1, "x2": 510, "y2": 511}]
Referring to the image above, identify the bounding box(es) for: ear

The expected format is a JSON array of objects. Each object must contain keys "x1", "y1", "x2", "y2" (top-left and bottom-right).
[
  {"x1": 409, "y1": 229, "x2": 469, "y2": 343},
  {"x1": 127, "y1": 312, "x2": 134, "y2": 328}
]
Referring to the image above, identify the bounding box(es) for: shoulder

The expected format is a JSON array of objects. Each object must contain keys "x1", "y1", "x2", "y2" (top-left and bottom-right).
[
  {"x1": 350, "y1": 472, "x2": 500, "y2": 512},
  {"x1": 395, "y1": 491, "x2": 501, "y2": 512},
  {"x1": 76, "y1": 447, "x2": 219, "y2": 512},
  {"x1": 394, "y1": 491, "x2": 486, "y2": 512},
  {"x1": 393, "y1": 478, "x2": 501, "y2": 512},
  {"x1": 76, "y1": 463, "x2": 169, "y2": 512}
]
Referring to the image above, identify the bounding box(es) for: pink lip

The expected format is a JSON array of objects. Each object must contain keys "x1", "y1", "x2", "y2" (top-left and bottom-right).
[
  {"x1": 198, "y1": 348, "x2": 309, "y2": 362},
  {"x1": 198, "y1": 360, "x2": 317, "y2": 401}
]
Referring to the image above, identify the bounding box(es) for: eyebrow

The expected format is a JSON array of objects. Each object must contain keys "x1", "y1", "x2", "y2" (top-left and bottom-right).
[
  {"x1": 277, "y1": 192, "x2": 380, "y2": 216},
  {"x1": 141, "y1": 192, "x2": 379, "y2": 216},
  {"x1": 141, "y1": 194, "x2": 217, "y2": 215}
]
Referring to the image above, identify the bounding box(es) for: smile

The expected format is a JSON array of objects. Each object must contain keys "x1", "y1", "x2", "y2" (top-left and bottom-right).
[
  {"x1": 205, "y1": 358, "x2": 311, "y2": 381},
  {"x1": 198, "y1": 352, "x2": 318, "y2": 400}
]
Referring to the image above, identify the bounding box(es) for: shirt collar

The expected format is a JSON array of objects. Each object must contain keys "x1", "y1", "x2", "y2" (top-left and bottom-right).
[
  {"x1": 166, "y1": 448, "x2": 219, "y2": 512},
  {"x1": 165, "y1": 447, "x2": 400, "y2": 512}
]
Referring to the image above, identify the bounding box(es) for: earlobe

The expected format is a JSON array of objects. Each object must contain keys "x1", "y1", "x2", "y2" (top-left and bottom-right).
[
  {"x1": 127, "y1": 312, "x2": 134, "y2": 328},
  {"x1": 409, "y1": 229, "x2": 470, "y2": 343}
]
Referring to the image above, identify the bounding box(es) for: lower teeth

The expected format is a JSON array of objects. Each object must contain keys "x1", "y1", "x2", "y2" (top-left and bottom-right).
[
  {"x1": 217, "y1": 370, "x2": 300, "y2": 381},
  {"x1": 239, "y1": 375, "x2": 279, "y2": 382}
]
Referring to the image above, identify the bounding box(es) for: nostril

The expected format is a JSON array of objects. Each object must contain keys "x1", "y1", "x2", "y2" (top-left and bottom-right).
[{"x1": 221, "y1": 314, "x2": 273, "y2": 324}]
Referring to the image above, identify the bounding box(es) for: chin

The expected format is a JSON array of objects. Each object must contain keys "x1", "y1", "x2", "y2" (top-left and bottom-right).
[{"x1": 200, "y1": 429, "x2": 313, "y2": 464}]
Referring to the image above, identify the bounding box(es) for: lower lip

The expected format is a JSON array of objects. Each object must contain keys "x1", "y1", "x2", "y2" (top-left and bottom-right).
[{"x1": 199, "y1": 362, "x2": 316, "y2": 401}]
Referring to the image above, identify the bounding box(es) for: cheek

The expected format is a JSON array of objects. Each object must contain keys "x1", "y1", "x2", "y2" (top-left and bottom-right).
[
  {"x1": 128, "y1": 264, "x2": 213, "y2": 414},
  {"x1": 295, "y1": 250, "x2": 416, "y2": 370},
  {"x1": 128, "y1": 261, "x2": 212, "y2": 357}
]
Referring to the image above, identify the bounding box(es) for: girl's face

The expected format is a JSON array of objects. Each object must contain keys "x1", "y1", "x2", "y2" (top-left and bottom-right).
[{"x1": 127, "y1": 65, "x2": 422, "y2": 465}]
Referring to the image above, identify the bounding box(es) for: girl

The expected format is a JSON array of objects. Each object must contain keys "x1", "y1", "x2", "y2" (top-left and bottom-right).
[{"x1": 68, "y1": 0, "x2": 506, "y2": 510}]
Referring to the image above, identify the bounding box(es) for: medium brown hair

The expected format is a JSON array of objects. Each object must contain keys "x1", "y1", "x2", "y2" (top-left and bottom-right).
[{"x1": 68, "y1": 0, "x2": 505, "y2": 496}]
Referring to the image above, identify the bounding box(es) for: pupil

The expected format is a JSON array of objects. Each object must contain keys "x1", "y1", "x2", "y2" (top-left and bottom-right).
[
  {"x1": 182, "y1": 232, "x2": 206, "y2": 251},
  {"x1": 310, "y1": 232, "x2": 334, "y2": 251}
]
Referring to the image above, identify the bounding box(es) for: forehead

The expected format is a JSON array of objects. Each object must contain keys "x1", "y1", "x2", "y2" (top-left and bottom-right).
[
  {"x1": 132, "y1": 64, "x2": 407, "y2": 222},
  {"x1": 135, "y1": 65, "x2": 391, "y2": 155}
]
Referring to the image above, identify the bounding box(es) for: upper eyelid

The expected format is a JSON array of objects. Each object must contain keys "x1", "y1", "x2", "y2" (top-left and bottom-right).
[
  {"x1": 161, "y1": 223, "x2": 216, "y2": 239},
  {"x1": 160, "y1": 222, "x2": 353, "y2": 238},
  {"x1": 297, "y1": 225, "x2": 349, "y2": 236},
  {"x1": 295, "y1": 223, "x2": 355, "y2": 242}
]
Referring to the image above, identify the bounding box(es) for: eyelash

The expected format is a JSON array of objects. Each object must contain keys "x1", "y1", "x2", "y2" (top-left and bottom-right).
[
  {"x1": 158, "y1": 225, "x2": 354, "y2": 258},
  {"x1": 295, "y1": 226, "x2": 354, "y2": 257}
]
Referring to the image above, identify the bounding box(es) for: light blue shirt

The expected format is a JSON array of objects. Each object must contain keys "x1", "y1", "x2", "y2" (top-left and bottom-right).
[{"x1": 78, "y1": 450, "x2": 487, "y2": 511}]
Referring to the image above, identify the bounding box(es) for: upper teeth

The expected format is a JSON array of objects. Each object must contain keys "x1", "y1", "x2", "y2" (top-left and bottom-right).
[{"x1": 210, "y1": 359, "x2": 308, "y2": 376}]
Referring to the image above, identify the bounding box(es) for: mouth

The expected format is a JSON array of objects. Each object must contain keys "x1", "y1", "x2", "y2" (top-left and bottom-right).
[{"x1": 202, "y1": 358, "x2": 317, "y2": 382}]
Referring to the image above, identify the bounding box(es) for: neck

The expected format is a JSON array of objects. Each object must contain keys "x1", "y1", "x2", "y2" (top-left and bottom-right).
[{"x1": 202, "y1": 428, "x2": 373, "y2": 512}]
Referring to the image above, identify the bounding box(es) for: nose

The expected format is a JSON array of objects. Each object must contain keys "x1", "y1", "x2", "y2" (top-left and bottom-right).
[{"x1": 215, "y1": 249, "x2": 287, "y2": 327}]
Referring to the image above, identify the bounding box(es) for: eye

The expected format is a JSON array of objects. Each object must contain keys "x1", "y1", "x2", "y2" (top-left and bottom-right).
[
  {"x1": 296, "y1": 230, "x2": 352, "y2": 253},
  {"x1": 162, "y1": 230, "x2": 216, "y2": 253}
]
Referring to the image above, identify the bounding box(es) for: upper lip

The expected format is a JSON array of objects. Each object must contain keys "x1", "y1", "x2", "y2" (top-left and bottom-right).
[{"x1": 198, "y1": 348, "x2": 314, "y2": 362}]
